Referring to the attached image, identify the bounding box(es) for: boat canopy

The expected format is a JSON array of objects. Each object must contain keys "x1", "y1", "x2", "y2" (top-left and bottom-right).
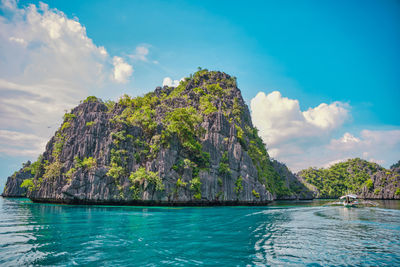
[{"x1": 340, "y1": 194, "x2": 357, "y2": 199}]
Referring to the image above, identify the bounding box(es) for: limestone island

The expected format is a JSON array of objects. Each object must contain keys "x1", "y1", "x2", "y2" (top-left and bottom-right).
[{"x1": 2, "y1": 70, "x2": 399, "y2": 205}]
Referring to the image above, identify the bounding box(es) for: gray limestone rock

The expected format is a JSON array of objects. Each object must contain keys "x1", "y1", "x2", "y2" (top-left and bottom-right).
[
  {"x1": 359, "y1": 167, "x2": 400, "y2": 199},
  {"x1": 4, "y1": 70, "x2": 309, "y2": 205}
]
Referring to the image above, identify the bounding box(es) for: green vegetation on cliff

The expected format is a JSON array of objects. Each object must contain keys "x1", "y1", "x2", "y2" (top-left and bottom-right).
[
  {"x1": 245, "y1": 126, "x2": 291, "y2": 197},
  {"x1": 105, "y1": 69, "x2": 293, "y2": 198},
  {"x1": 13, "y1": 69, "x2": 302, "y2": 203},
  {"x1": 129, "y1": 167, "x2": 164, "y2": 199}
]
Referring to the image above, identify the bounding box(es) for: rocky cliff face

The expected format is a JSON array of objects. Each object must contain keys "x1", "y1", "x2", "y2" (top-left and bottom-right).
[
  {"x1": 2, "y1": 161, "x2": 33, "y2": 197},
  {"x1": 358, "y1": 167, "x2": 400, "y2": 199},
  {"x1": 5, "y1": 70, "x2": 306, "y2": 205}
]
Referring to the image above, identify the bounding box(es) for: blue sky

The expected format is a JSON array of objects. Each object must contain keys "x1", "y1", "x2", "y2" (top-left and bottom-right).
[
  {"x1": 34, "y1": 0, "x2": 400, "y2": 123},
  {"x1": 0, "y1": 0, "x2": 399, "y2": 189}
]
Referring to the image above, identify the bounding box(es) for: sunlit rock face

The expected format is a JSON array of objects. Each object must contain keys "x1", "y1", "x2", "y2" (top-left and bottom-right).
[{"x1": 4, "y1": 70, "x2": 309, "y2": 205}]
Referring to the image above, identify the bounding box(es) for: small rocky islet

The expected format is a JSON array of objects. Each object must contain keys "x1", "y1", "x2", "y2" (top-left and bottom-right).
[{"x1": 2, "y1": 70, "x2": 400, "y2": 204}]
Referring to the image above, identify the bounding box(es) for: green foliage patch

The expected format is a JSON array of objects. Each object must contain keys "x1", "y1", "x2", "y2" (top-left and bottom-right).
[
  {"x1": 218, "y1": 151, "x2": 231, "y2": 178},
  {"x1": 252, "y1": 189, "x2": 260, "y2": 198},
  {"x1": 164, "y1": 107, "x2": 209, "y2": 168},
  {"x1": 75, "y1": 156, "x2": 97, "y2": 170},
  {"x1": 395, "y1": 188, "x2": 400, "y2": 195},
  {"x1": 61, "y1": 121, "x2": 71, "y2": 131},
  {"x1": 176, "y1": 178, "x2": 187, "y2": 188},
  {"x1": 52, "y1": 132, "x2": 65, "y2": 159},
  {"x1": 107, "y1": 163, "x2": 125, "y2": 179},
  {"x1": 83, "y1": 96, "x2": 100, "y2": 103},
  {"x1": 234, "y1": 176, "x2": 243, "y2": 197},
  {"x1": 190, "y1": 176, "x2": 202, "y2": 200},
  {"x1": 199, "y1": 95, "x2": 217, "y2": 115},
  {"x1": 20, "y1": 178, "x2": 35, "y2": 192},
  {"x1": 129, "y1": 167, "x2": 164, "y2": 199},
  {"x1": 22, "y1": 156, "x2": 43, "y2": 176},
  {"x1": 43, "y1": 160, "x2": 62, "y2": 180},
  {"x1": 365, "y1": 179, "x2": 374, "y2": 191},
  {"x1": 63, "y1": 113, "x2": 76, "y2": 121}
]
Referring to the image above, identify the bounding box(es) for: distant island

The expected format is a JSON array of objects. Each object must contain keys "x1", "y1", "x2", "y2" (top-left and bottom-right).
[
  {"x1": 298, "y1": 158, "x2": 400, "y2": 199},
  {"x1": 2, "y1": 70, "x2": 399, "y2": 204}
]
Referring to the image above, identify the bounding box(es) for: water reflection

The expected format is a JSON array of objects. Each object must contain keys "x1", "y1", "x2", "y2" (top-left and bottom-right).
[{"x1": 375, "y1": 200, "x2": 400, "y2": 210}]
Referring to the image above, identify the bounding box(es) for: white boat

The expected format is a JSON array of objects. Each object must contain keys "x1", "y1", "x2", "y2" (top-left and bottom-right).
[
  {"x1": 326, "y1": 195, "x2": 378, "y2": 207},
  {"x1": 340, "y1": 194, "x2": 359, "y2": 207}
]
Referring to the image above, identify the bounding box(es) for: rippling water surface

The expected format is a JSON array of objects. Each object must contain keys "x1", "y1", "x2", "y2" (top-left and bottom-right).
[{"x1": 0, "y1": 197, "x2": 399, "y2": 266}]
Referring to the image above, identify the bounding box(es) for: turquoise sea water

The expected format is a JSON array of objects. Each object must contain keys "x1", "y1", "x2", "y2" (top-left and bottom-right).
[{"x1": 0, "y1": 197, "x2": 399, "y2": 266}]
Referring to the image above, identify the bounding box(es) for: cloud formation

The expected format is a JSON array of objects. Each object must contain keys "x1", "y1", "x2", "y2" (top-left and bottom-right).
[
  {"x1": 327, "y1": 130, "x2": 400, "y2": 165},
  {"x1": 128, "y1": 45, "x2": 159, "y2": 64},
  {"x1": 112, "y1": 56, "x2": 133, "y2": 83},
  {"x1": 129, "y1": 45, "x2": 149, "y2": 61},
  {"x1": 250, "y1": 91, "x2": 349, "y2": 149},
  {"x1": 0, "y1": 130, "x2": 46, "y2": 157},
  {"x1": 250, "y1": 90, "x2": 400, "y2": 171},
  {"x1": 162, "y1": 77, "x2": 182, "y2": 87},
  {"x1": 0, "y1": 1, "x2": 132, "y2": 157}
]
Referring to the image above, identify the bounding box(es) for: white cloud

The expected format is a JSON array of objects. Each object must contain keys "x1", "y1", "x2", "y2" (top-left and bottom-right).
[
  {"x1": 129, "y1": 45, "x2": 149, "y2": 61},
  {"x1": 0, "y1": 1, "x2": 111, "y2": 85},
  {"x1": 250, "y1": 90, "x2": 399, "y2": 171},
  {"x1": 329, "y1": 130, "x2": 400, "y2": 152},
  {"x1": 127, "y1": 45, "x2": 160, "y2": 65},
  {"x1": 0, "y1": 130, "x2": 46, "y2": 156},
  {"x1": 8, "y1": 36, "x2": 26, "y2": 45},
  {"x1": 250, "y1": 91, "x2": 349, "y2": 149},
  {"x1": 303, "y1": 102, "x2": 349, "y2": 130},
  {"x1": 0, "y1": 1, "x2": 133, "y2": 157},
  {"x1": 328, "y1": 132, "x2": 360, "y2": 151},
  {"x1": 162, "y1": 77, "x2": 183, "y2": 87},
  {"x1": 327, "y1": 130, "x2": 400, "y2": 165},
  {"x1": 112, "y1": 56, "x2": 133, "y2": 83}
]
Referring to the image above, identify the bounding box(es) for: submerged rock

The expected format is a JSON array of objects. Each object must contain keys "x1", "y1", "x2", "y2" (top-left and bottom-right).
[{"x1": 3, "y1": 70, "x2": 310, "y2": 205}]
